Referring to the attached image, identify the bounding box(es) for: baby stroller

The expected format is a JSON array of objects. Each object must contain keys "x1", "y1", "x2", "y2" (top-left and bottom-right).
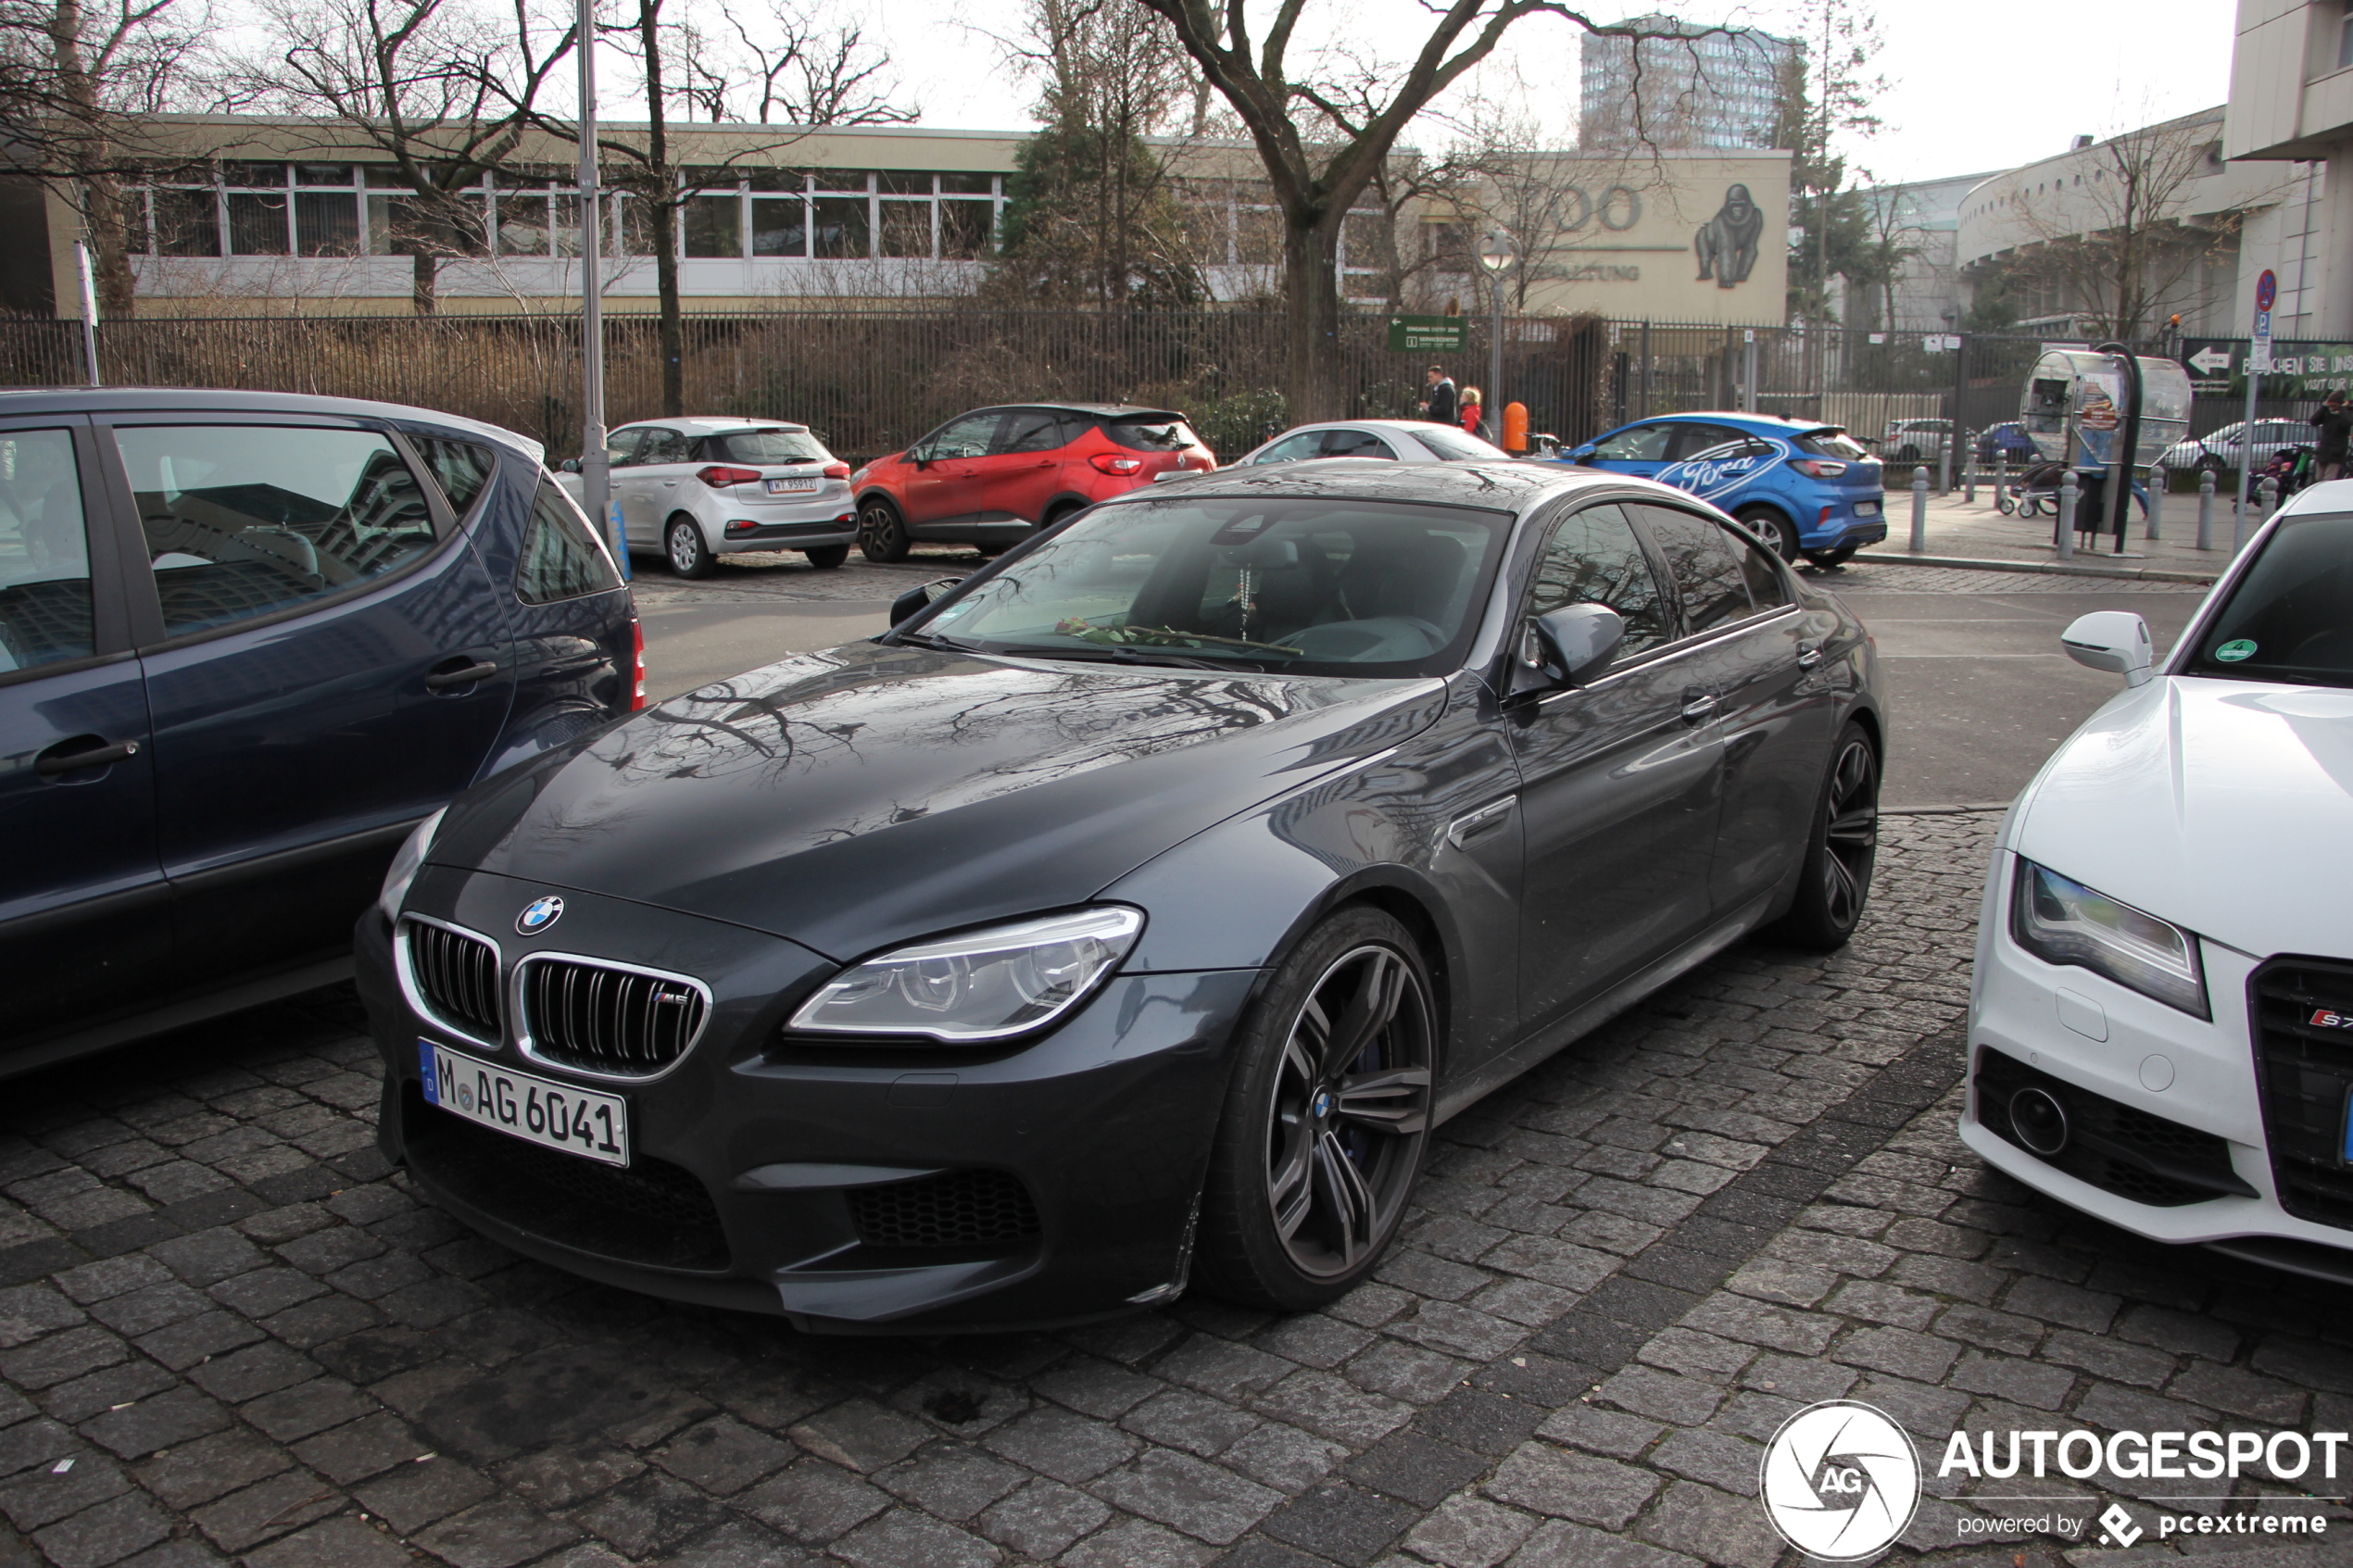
[
  {"x1": 2001, "y1": 458, "x2": 2149, "y2": 523},
  {"x1": 2262, "y1": 443, "x2": 2318, "y2": 498}
]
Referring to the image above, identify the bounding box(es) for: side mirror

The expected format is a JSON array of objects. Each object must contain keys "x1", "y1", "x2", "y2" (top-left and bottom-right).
[
  {"x1": 2060, "y1": 611, "x2": 2153, "y2": 687},
  {"x1": 1569, "y1": 443, "x2": 1598, "y2": 462},
  {"x1": 890, "y1": 577, "x2": 965, "y2": 626},
  {"x1": 559, "y1": 458, "x2": 580, "y2": 473},
  {"x1": 1521, "y1": 603, "x2": 1624, "y2": 687}
]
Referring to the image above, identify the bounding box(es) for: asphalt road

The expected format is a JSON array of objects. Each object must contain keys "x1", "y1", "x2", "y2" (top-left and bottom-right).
[{"x1": 632, "y1": 558, "x2": 2210, "y2": 814}]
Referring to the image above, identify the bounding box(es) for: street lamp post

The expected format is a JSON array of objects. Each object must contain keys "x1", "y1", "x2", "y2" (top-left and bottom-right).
[
  {"x1": 577, "y1": 0, "x2": 621, "y2": 575},
  {"x1": 1478, "y1": 232, "x2": 1516, "y2": 439}
]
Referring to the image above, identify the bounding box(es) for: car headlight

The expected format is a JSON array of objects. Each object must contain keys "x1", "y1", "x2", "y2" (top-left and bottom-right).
[
  {"x1": 376, "y1": 808, "x2": 447, "y2": 922},
  {"x1": 2010, "y1": 859, "x2": 2208, "y2": 1018},
  {"x1": 787, "y1": 907, "x2": 1144, "y2": 1042}
]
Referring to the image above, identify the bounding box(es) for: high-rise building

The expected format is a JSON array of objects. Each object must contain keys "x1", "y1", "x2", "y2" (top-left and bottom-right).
[{"x1": 1578, "y1": 15, "x2": 1798, "y2": 152}]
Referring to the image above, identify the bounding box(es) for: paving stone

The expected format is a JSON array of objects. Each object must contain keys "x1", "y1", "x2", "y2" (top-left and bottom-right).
[
  {"x1": 1154, "y1": 1337, "x2": 1296, "y2": 1403},
  {"x1": 1030, "y1": 1357, "x2": 1162, "y2": 1420},
  {"x1": 1252, "y1": 1370, "x2": 1414, "y2": 1447},
  {"x1": 1400, "y1": 1494, "x2": 1538, "y2": 1568},
  {"x1": 1631, "y1": 1479, "x2": 1785, "y2": 1567},
  {"x1": 1946, "y1": 1350, "x2": 2077, "y2": 1410},
  {"x1": 975, "y1": 1477, "x2": 1110, "y2": 1558},
  {"x1": 1833, "y1": 1323, "x2": 1962, "y2": 1382},
  {"x1": 981, "y1": 1407, "x2": 1138, "y2": 1485},
  {"x1": 736, "y1": 1459, "x2": 891, "y2": 1544},
  {"x1": 77, "y1": 1388, "x2": 230, "y2": 1460},
  {"x1": 1256, "y1": 1482, "x2": 1416, "y2": 1567},
  {"x1": 349, "y1": 1454, "x2": 495, "y2": 1535},
  {"x1": 1219, "y1": 1422, "x2": 1347, "y2": 1495},
  {"x1": 1648, "y1": 1428, "x2": 1762, "y2": 1495},
  {"x1": 134, "y1": 1430, "x2": 293, "y2": 1511},
  {"x1": 1088, "y1": 1449, "x2": 1281, "y2": 1545},
  {"x1": 1342, "y1": 1433, "x2": 1490, "y2": 1510},
  {"x1": 409, "y1": 1496, "x2": 580, "y2": 1568},
  {"x1": 191, "y1": 1470, "x2": 345, "y2": 1553},
  {"x1": 1533, "y1": 1403, "x2": 1662, "y2": 1461},
  {"x1": 875, "y1": 1449, "x2": 1028, "y2": 1521},
  {"x1": 560, "y1": 1470, "x2": 726, "y2": 1558},
  {"x1": 833, "y1": 1506, "x2": 1000, "y2": 1568},
  {"x1": 1483, "y1": 1442, "x2": 1659, "y2": 1529},
  {"x1": 1590, "y1": 1367, "x2": 1723, "y2": 1427},
  {"x1": 1060, "y1": 1515, "x2": 1214, "y2": 1568},
  {"x1": 1502, "y1": 1518, "x2": 1702, "y2": 1568},
  {"x1": 1412, "y1": 1389, "x2": 1545, "y2": 1457},
  {"x1": 493, "y1": 1445, "x2": 646, "y2": 1512},
  {"x1": 0, "y1": 1452, "x2": 131, "y2": 1533},
  {"x1": 1344, "y1": 1340, "x2": 1468, "y2": 1405},
  {"x1": 648, "y1": 1415, "x2": 794, "y2": 1495}
]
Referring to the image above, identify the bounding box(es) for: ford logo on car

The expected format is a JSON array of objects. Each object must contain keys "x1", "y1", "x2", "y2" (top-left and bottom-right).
[{"x1": 515, "y1": 896, "x2": 564, "y2": 935}]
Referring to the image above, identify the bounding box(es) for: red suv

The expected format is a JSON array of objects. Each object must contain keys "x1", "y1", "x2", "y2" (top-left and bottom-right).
[{"x1": 850, "y1": 403, "x2": 1215, "y2": 561}]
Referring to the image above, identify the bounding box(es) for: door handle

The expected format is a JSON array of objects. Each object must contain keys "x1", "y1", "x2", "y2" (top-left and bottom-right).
[
  {"x1": 1680, "y1": 690, "x2": 1719, "y2": 725},
  {"x1": 36, "y1": 736, "x2": 140, "y2": 777},
  {"x1": 1032, "y1": 459, "x2": 1054, "y2": 469},
  {"x1": 1797, "y1": 642, "x2": 1825, "y2": 670},
  {"x1": 425, "y1": 659, "x2": 500, "y2": 692}
]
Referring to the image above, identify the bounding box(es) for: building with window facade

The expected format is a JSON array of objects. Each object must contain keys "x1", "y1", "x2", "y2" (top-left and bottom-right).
[
  {"x1": 2224, "y1": 0, "x2": 2353, "y2": 338},
  {"x1": 1577, "y1": 15, "x2": 1797, "y2": 153}
]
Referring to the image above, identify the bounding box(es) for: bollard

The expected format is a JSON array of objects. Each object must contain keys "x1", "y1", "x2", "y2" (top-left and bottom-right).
[
  {"x1": 1995, "y1": 451, "x2": 2009, "y2": 514},
  {"x1": 2196, "y1": 467, "x2": 2214, "y2": 550},
  {"x1": 2057, "y1": 470, "x2": 2078, "y2": 560},
  {"x1": 2246, "y1": 475, "x2": 2278, "y2": 553},
  {"x1": 2146, "y1": 466, "x2": 2163, "y2": 541},
  {"x1": 1964, "y1": 445, "x2": 1978, "y2": 505},
  {"x1": 1909, "y1": 468, "x2": 1928, "y2": 552}
]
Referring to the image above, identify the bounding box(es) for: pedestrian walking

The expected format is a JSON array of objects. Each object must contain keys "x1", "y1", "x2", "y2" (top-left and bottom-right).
[
  {"x1": 1458, "y1": 386, "x2": 1484, "y2": 439},
  {"x1": 1421, "y1": 364, "x2": 1457, "y2": 427},
  {"x1": 2310, "y1": 390, "x2": 2352, "y2": 482}
]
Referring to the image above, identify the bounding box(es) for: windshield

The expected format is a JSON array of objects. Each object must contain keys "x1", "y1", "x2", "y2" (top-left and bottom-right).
[
  {"x1": 905, "y1": 495, "x2": 1511, "y2": 677},
  {"x1": 711, "y1": 430, "x2": 829, "y2": 463},
  {"x1": 1415, "y1": 427, "x2": 1508, "y2": 461},
  {"x1": 1797, "y1": 430, "x2": 1869, "y2": 459},
  {"x1": 2184, "y1": 510, "x2": 2353, "y2": 688}
]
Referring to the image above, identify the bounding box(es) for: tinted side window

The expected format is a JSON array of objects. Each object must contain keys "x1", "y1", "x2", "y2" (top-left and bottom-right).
[
  {"x1": 409, "y1": 436, "x2": 497, "y2": 516},
  {"x1": 1322, "y1": 429, "x2": 1398, "y2": 459},
  {"x1": 117, "y1": 425, "x2": 439, "y2": 637},
  {"x1": 0, "y1": 430, "x2": 95, "y2": 671},
  {"x1": 636, "y1": 428, "x2": 692, "y2": 465},
  {"x1": 1734, "y1": 530, "x2": 1792, "y2": 608},
  {"x1": 1526, "y1": 502, "x2": 1668, "y2": 658},
  {"x1": 997, "y1": 409, "x2": 1069, "y2": 454},
  {"x1": 1253, "y1": 432, "x2": 1326, "y2": 465},
  {"x1": 1633, "y1": 504, "x2": 1753, "y2": 635},
  {"x1": 1591, "y1": 423, "x2": 1672, "y2": 460},
  {"x1": 516, "y1": 479, "x2": 623, "y2": 604}
]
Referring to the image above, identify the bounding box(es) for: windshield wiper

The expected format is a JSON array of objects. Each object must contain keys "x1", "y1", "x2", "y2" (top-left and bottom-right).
[
  {"x1": 986, "y1": 643, "x2": 1256, "y2": 672},
  {"x1": 889, "y1": 630, "x2": 975, "y2": 652}
]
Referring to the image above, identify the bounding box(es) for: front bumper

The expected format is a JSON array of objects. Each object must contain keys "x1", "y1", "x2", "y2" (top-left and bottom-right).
[
  {"x1": 1962, "y1": 851, "x2": 2353, "y2": 1281},
  {"x1": 359, "y1": 870, "x2": 1258, "y2": 1332}
]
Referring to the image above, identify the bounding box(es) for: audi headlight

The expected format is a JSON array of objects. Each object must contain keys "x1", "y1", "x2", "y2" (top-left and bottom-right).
[
  {"x1": 788, "y1": 907, "x2": 1144, "y2": 1042},
  {"x1": 2010, "y1": 859, "x2": 2208, "y2": 1018},
  {"x1": 376, "y1": 808, "x2": 446, "y2": 922}
]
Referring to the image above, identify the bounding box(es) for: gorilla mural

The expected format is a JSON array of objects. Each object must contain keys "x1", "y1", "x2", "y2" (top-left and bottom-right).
[{"x1": 1693, "y1": 183, "x2": 1763, "y2": 289}]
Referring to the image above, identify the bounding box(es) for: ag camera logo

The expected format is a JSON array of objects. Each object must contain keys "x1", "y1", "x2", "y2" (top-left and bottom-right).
[{"x1": 1760, "y1": 1400, "x2": 1921, "y2": 1562}]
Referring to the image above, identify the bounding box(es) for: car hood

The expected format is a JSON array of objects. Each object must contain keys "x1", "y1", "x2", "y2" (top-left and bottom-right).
[
  {"x1": 2012, "y1": 675, "x2": 2353, "y2": 960},
  {"x1": 434, "y1": 641, "x2": 1446, "y2": 960}
]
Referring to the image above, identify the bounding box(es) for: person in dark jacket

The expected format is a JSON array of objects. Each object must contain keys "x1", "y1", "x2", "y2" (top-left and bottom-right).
[
  {"x1": 2311, "y1": 391, "x2": 2352, "y2": 482},
  {"x1": 1421, "y1": 365, "x2": 1458, "y2": 426}
]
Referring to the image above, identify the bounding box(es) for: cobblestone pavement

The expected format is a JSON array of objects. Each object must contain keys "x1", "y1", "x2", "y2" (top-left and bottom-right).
[{"x1": 6, "y1": 812, "x2": 2352, "y2": 1568}]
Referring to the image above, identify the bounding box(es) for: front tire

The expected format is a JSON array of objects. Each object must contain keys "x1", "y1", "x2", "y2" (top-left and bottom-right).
[
  {"x1": 666, "y1": 516, "x2": 714, "y2": 578},
  {"x1": 802, "y1": 543, "x2": 849, "y2": 570},
  {"x1": 1770, "y1": 721, "x2": 1880, "y2": 951},
  {"x1": 1734, "y1": 506, "x2": 1798, "y2": 561},
  {"x1": 1195, "y1": 907, "x2": 1435, "y2": 1311},
  {"x1": 858, "y1": 498, "x2": 911, "y2": 563}
]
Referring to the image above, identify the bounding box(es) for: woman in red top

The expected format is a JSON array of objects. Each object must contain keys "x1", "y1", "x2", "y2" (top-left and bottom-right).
[{"x1": 1458, "y1": 386, "x2": 1484, "y2": 439}]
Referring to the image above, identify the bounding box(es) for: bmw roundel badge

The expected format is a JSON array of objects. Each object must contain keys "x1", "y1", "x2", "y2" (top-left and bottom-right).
[{"x1": 516, "y1": 896, "x2": 565, "y2": 936}]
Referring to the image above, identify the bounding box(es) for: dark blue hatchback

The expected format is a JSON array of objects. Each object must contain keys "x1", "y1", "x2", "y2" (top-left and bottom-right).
[
  {"x1": 0, "y1": 389, "x2": 641, "y2": 1074},
  {"x1": 1560, "y1": 411, "x2": 1888, "y2": 566}
]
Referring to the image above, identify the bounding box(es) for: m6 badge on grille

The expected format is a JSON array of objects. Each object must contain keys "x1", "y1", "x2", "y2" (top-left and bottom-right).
[{"x1": 420, "y1": 1040, "x2": 630, "y2": 1166}]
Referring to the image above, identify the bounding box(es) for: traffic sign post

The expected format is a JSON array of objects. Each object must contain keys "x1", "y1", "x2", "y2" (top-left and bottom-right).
[{"x1": 2239, "y1": 270, "x2": 2275, "y2": 538}]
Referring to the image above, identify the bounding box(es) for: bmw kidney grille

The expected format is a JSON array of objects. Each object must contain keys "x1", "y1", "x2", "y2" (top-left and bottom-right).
[{"x1": 521, "y1": 958, "x2": 708, "y2": 1076}]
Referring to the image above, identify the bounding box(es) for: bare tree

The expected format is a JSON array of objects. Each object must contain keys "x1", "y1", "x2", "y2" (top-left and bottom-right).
[{"x1": 677, "y1": 3, "x2": 912, "y2": 126}]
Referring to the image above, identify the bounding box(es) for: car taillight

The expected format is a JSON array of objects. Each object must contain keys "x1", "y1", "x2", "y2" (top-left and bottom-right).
[
  {"x1": 1792, "y1": 459, "x2": 1848, "y2": 477},
  {"x1": 823, "y1": 461, "x2": 850, "y2": 479},
  {"x1": 696, "y1": 465, "x2": 763, "y2": 488},
  {"x1": 630, "y1": 618, "x2": 647, "y2": 711},
  {"x1": 1089, "y1": 454, "x2": 1145, "y2": 475}
]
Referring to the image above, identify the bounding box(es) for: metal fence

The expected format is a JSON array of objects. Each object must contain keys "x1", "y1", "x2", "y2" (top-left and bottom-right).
[{"x1": 0, "y1": 310, "x2": 2309, "y2": 469}]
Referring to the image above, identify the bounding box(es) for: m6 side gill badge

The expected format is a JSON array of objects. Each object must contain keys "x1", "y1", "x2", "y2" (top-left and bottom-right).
[{"x1": 516, "y1": 896, "x2": 565, "y2": 936}]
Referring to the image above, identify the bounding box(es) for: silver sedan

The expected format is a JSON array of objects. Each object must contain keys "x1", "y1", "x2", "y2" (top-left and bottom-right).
[{"x1": 1234, "y1": 419, "x2": 1512, "y2": 466}]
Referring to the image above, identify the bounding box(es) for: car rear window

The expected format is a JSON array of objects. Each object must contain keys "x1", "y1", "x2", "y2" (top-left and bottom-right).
[
  {"x1": 1796, "y1": 430, "x2": 1870, "y2": 459},
  {"x1": 1415, "y1": 427, "x2": 1508, "y2": 461},
  {"x1": 2183, "y1": 509, "x2": 2353, "y2": 687},
  {"x1": 709, "y1": 429, "x2": 828, "y2": 463},
  {"x1": 1105, "y1": 417, "x2": 1200, "y2": 452}
]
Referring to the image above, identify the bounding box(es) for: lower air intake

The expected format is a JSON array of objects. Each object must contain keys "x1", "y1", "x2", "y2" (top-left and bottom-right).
[{"x1": 846, "y1": 1169, "x2": 1041, "y2": 1249}]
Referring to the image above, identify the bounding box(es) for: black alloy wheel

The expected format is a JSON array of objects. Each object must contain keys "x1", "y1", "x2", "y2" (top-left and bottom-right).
[
  {"x1": 858, "y1": 498, "x2": 911, "y2": 563},
  {"x1": 666, "y1": 515, "x2": 714, "y2": 578},
  {"x1": 803, "y1": 543, "x2": 849, "y2": 570},
  {"x1": 1771, "y1": 721, "x2": 1880, "y2": 949},
  {"x1": 1735, "y1": 506, "x2": 1799, "y2": 562},
  {"x1": 1196, "y1": 908, "x2": 1434, "y2": 1310}
]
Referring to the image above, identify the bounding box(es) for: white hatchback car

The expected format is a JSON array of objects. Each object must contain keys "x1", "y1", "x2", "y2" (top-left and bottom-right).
[
  {"x1": 1233, "y1": 420, "x2": 1510, "y2": 466},
  {"x1": 1965, "y1": 478, "x2": 2353, "y2": 1284},
  {"x1": 558, "y1": 418, "x2": 855, "y2": 577}
]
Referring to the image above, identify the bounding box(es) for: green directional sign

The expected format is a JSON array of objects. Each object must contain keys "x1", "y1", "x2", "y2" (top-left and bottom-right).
[
  {"x1": 1388, "y1": 315, "x2": 1467, "y2": 353},
  {"x1": 2181, "y1": 336, "x2": 2353, "y2": 396}
]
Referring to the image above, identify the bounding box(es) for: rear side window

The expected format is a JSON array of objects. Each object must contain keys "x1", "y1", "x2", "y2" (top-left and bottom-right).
[
  {"x1": 710, "y1": 429, "x2": 828, "y2": 463},
  {"x1": 516, "y1": 479, "x2": 622, "y2": 604},
  {"x1": 997, "y1": 409, "x2": 1075, "y2": 454},
  {"x1": 116, "y1": 424, "x2": 439, "y2": 637},
  {"x1": 1106, "y1": 417, "x2": 1199, "y2": 452},
  {"x1": 1672, "y1": 423, "x2": 1746, "y2": 458},
  {"x1": 1632, "y1": 504, "x2": 1754, "y2": 636},
  {"x1": 1323, "y1": 429, "x2": 1398, "y2": 459},
  {"x1": 409, "y1": 436, "x2": 497, "y2": 516},
  {"x1": 0, "y1": 429, "x2": 95, "y2": 671},
  {"x1": 1795, "y1": 430, "x2": 1869, "y2": 459}
]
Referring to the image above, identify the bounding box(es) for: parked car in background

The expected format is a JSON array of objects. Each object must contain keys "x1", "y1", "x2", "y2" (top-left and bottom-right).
[
  {"x1": 850, "y1": 404, "x2": 1216, "y2": 562},
  {"x1": 0, "y1": 389, "x2": 640, "y2": 1076},
  {"x1": 360, "y1": 458, "x2": 1884, "y2": 1330},
  {"x1": 1964, "y1": 479, "x2": 2353, "y2": 1286},
  {"x1": 1975, "y1": 421, "x2": 2038, "y2": 464},
  {"x1": 559, "y1": 418, "x2": 853, "y2": 579},
  {"x1": 1234, "y1": 420, "x2": 1510, "y2": 466},
  {"x1": 1880, "y1": 418, "x2": 1952, "y2": 461},
  {"x1": 2161, "y1": 420, "x2": 2312, "y2": 476},
  {"x1": 1559, "y1": 411, "x2": 1887, "y2": 567}
]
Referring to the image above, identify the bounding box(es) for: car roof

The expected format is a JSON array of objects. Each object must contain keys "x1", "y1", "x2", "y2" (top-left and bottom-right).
[
  {"x1": 1621, "y1": 410, "x2": 1844, "y2": 436},
  {"x1": 618, "y1": 417, "x2": 811, "y2": 433},
  {"x1": 2274, "y1": 476, "x2": 2353, "y2": 517},
  {"x1": 1107, "y1": 456, "x2": 1610, "y2": 513},
  {"x1": 964, "y1": 403, "x2": 1185, "y2": 420},
  {"x1": 0, "y1": 385, "x2": 544, "y2": 459}
]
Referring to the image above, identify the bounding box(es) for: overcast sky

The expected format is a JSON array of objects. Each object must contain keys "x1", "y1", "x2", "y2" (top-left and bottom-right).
[{"x1": 845, "y1": 0, "x2": 2238, "y2": 188}]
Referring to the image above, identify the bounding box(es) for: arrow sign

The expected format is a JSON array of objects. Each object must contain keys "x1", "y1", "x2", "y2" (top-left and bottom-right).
[{"x1": 2187, "y1": 345, "x2": 2233, "y2": 375}]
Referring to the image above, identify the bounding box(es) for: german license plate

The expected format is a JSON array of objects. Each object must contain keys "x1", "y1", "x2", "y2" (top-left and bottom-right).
[
  {"x1": 1854, "y1": 501, "x2": 1880, "y2": 516},
  {"x1": 419, "y1": 1040, "x2": 628, "y2": 1166},
  {"x1": 765, "y1": 477, "x2": 819, "y2": 495}
]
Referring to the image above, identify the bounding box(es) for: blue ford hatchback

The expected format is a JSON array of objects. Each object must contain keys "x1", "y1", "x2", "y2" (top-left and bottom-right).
[
  {"x1": 1562, "y1": 412, "x2": 1887, "y2": 566},
  {"x1": 0, "y1": 389, "x2": 641, "y2": 1075}
]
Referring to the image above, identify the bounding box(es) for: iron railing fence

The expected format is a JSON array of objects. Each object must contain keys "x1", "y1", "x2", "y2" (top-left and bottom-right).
[{"x1": 0, "y1": 311, "x2": 2305, "y2": 469}]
